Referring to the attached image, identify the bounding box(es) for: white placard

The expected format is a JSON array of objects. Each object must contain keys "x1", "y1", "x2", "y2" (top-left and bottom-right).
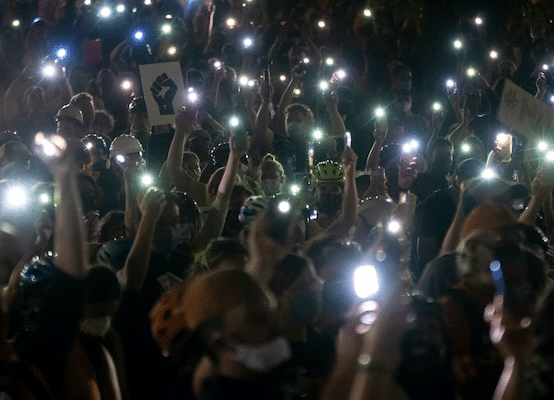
[{"x1": 139, "y1": 61, "x2": 186, "y2": 126}]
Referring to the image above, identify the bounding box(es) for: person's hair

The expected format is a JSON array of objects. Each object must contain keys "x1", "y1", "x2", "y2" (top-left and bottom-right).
[
  {"x1": 205, "y1": 238, "x2": 248, "y2": 270},
  {"x1": 91, "y1": 110, "x2": 115, "y2": 134},
  {"x1": 206, "y1": 167, "x2": 225, "y2": 199},
  {"x1": 183, "y1": 151, "x2": 200, "y2": 164},
  {"x1": 429, "y1": 137, "x2": 453, "y2": 155},
  {"x1": 85, "y1": 266, "x2": 121, "y2": 303},
  {"x1": 257, "y1": 154, "x2": 286, "y2": 183},
  {"x1": 96, "y1": 210, "x2": 125, "y2": 242},
  {"x1": 284, "y1": 103, "x2": 312, "y2": 119},
  {"x1": 70, "y1": 92, "x2": 93, "y2": 105}
]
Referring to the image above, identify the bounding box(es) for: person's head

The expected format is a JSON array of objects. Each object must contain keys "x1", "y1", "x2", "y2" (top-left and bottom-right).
[
  {"x1": 81, "y1": 266, "x2": 121, "y2": 337},
  {"x1": 284, "y1": 104, "x2": 314, "y2": 133},
  {"x1": 428, "y1": 138, "x2": 453, "y2": 174},
  {"x1": 395, "y1": 89, "x2": 412, "y2": 114},
  {"x1": 96, "y1": 210, "x2": 126, "y2": 243},
  {"x1": 458, "y1": 135, "x2": 485, "y2": 163},
  {"x1": 0, "y1": 141, "x2": 33, "y2": 169},
  {"x1": 257, "y1": 155, "x2": 286, "y2": 196},
  {"x1": 185, "y1": 130, "x2": 213, "y2": 163},
  {"x1": 109, "y1": 134, "x2": 145, "y2": 170},
  {"x1": 451, "y1": 158, "x2": 485, "y2": 191},
  {"x1": 56, "y1": 104, "x2": 84, "y2": 139},
  {"x1": 97, "y1": 69, "x2": 116, "y2": 97},
  {"x1": 182, "y1": 270, "x2": 290, "y2": 375},
  {"x1": 182, "y1": 151, "x2": 202, "y2": 182},
  {"x1": 70, "y1": 92, "x2": 95, "y2": 129},
  {"x1": 91, "y1": 110, "x2": 115, "y2": 137},
  {"x1": 390, "y1": 63, "x2": 412, "y2": 93},
  {"x1": 23, "y1": 86, "x2": 47, "y2": 115}
]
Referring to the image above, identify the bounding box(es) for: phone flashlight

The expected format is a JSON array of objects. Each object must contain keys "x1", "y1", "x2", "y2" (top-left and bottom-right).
[
  {"x1": 308, "y1": 144, "x2": 314, "y2": 169},
  {"x1": 167, "y1": 46, "x2": 177, "y2": 56},
  {"x1": 303, "y1": 57, "x2": 310, "y2": 64},
  {"x1": 115, "y1": 154, "x2": 126, "y2": 164},
  {"x1": 446, "y1": 79, "x2": 456, "y2": 89},
  {"x1": 116, "y1": 4, "x2": 125, "y2": 12},
  {"x1": 187, "y1": 91, "x2": 199, "y2": 103},
  {"x1": 496, "y1": 133, "x2": 509, "y2": 145},
  {"x1": 278, "y1": 201, "x2": 291, "y2": 213},
  {"x1": 489, "y1": 50, "x2": 498, "y2": 59},
  {"x1": 162, "y1": 24, "x2": 171, "y2": 34},
  {"x1": 313, "y1": 129, "x2": 323, "y2": 140},
  {"x1": 39, "y1": 193, "x2": 51, "y2": 204},
  {"x1": 5, "y1": 186, "x2": 28, "y2": 209},
  {"x1": 239, "y1": 76, "x2": 249, "y2": 86},
  {"x1": 290, "y1": 184, "x2": 301, "y2": 195},
  {"x1": 354, "y1": 265, "x2": 379, "y2": 298},
  {"x1": 546, "y1": 151, "x2": 554, "y2": 162},
  {"x1": 336, "y1": 69, "x2": 346, "y2": 79},
  {"x1": 99, "y1": 6, "x2": 112, "y2": 18},
  {"x1": 132, "y1": 30, "x2": 145, "y2": 43},
  {"x1": 121, "y1": 80, "x2": 132, "y2": 91},
  {"x1": 345, "y1": 131, "x2": 352, "y2": 147},
  {"x1": 489, "y1": 260, "x2": 505, "y2": 294},
  {"x1": 538, "y1": 141, "x2": 548, "y2": 152},
  {"x1": 279, "y1": 75, "x2": 287, "y2": 82},
  {"x1": 42, "y1": 65, "x2": 56, "y2": 78},
  {"x1": 387, "y1": 219, "x2": 401, "y2": 234},
  {"x1": 141, "y1": 174, "x2": 154, "y2": 187},
  {"x1": 144, "y1": 0, "x2": 152, "y2": 5},
  {"x1": 461, "y1": 143, "x2": 471, "y2": 153},
  {"x1": 293, "y1": 88, "x2": 302, "y2": 96},
  {"x1": 319, "y1": 81, "x2": 330, "y2": 92},
  {"x1": 165, "y1": 14, "x2": 172, "y2": 19},
  {"x1": 226, "y1": 18, "x2": 237, "y2": 29},
  {"x1": 363, "y1": 8, "x2": 372, "y2": 18},
  {"x1": 325, "y1": 57, "x2": 335, "y2": 66},
  {"x1": 35, "y1": 132, "x2": 66, "y2": 158},
  {"x1": 550, "y1": 95, "x2": 554, "y2": 103},
  {"x1": 229, "y1": 116, "x2": 240, "y2": 128},
  {"x1": 374, "y1": 107, "x2": 386, "y2": 119},
  {"x1": 55, "y1": 47, "x2": 68, "y2": 61},
  {"x1": 318, "y1": 20, "x2": 326, "y2": 28},
  {"x1": 475, "y1": 17, "x2": 483, "y2": 25},
  {"x1": 11, "y1": 20, "x2": 20, "y2": 28},
  {"x1": 453, "y1": 39, "x2": 463, "y2": 50},
  {"x1": 467, "y1": 67, "x2": 476, "y2": 77},
  {"x1": 481, "y1": 168, "x2": 496, "y2": 179},
  {"x1": 242, "y1": 37, "x2": 253, "y2": 48},
  {"x1": 84, "y1": 0, "x2": 91, "y2": 5},
  {"x1": 213, "y1": 61, "x2": 222, "y2": 69},
  {"x1": 543, "y1": 64, "x2": 550, "y2": 71},
  {"x1": 432, "y1": 102, "x2": 443, "y2": 112},
  {"x1": 402, "y1": 140, "x2": 419, "y2": 154}
]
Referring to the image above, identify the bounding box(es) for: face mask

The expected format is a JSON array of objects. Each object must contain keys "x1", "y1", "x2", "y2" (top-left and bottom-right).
[
  {"x1": 317, "y1": 192, "x2": 343, "y2": 216},
  {"x1": 289, "y1": 291, "x2": 323, "y2": 325},
  {"x1": 152, "y1": 227, "x2": 179, "y2": 255},
  {"x1": 260, "y1": 179, "x2": 282, "y2": 197},
  {"x1": 430, "y1": 154, "x2": 452, "y2": 174},
  {"x1": 286, "y1": 122, "x2": 303, "y2": 138},
  {"x1": 231, "y1": 336, "x2": 292, "y2": 373},
  {"x1": 80, "y1": 316, "x2": 112, "y2": 337}
]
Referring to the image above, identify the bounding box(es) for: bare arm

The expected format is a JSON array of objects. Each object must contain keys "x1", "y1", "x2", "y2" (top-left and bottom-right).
[
  {"x1": 323, "y1": 91, "x2": 346, "y2": 137},
  {"x1": 277, "y1": 68, "x2": 304, "y2": 137},
  {"x1": 519, "y1": 174, "x2": 552, "y2": 226},
  {"x1": 3, "y1": 66, "x2": 33, "y2": 123},
  {"x1": 365, "y1": 123, "x2": 387, "y2": 171},
  {"x1": 167, "y1": 108, "x2": 196, "y2": 193},
  {"x1": 252, "y1": 79, "x2": 274, "y2": 157}
]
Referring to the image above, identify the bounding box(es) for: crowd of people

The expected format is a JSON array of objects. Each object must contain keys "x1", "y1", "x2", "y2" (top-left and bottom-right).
[{"x1": 0, "y1": 0, "x2": 554, "y2": 399}]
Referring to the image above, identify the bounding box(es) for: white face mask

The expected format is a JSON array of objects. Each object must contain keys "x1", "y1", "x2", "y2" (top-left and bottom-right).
[
  {"x1": 231, "y1": 336, "x2": 292, "y2": 373},
  {"x1": 80, "y1": 316, "x2": 112, "y2": 337}
]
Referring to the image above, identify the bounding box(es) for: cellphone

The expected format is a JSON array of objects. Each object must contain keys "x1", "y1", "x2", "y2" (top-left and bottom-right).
[
  {"x1": 264, "y1": 197, "x2": 297, "y2": 244},
  {"x1": 345, "y1": 131, "x2": 352, "y2": 148},
  {"x1": 495, "y1": 133, "x2": 513, "y2": 163},
  {"x1": 308, "y1": 143, "x2": 315, "y2": 169}
]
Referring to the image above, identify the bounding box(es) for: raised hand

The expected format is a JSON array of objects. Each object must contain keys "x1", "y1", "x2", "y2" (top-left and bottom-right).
[{"x1": 150, "y1": 73, "x2": 177, "y2": 115}]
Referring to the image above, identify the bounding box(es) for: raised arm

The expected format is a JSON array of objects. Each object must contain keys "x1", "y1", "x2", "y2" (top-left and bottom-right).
[
  {"x1": 117, "y1": 188, "x2": 167, "y2": 292},
  {"x1": 323, "y1": 91, "x2": 346, "y2": 138},
  {"x1": 365, "y1": 122, "x2": 387, "y2": 171},
  {"x1": 3, "y1": 66, "x2": 34, "y2": 123},
  {"x1": 167, "y1": 108, "x2": 196, "y2": 192},
  {"x1": 251, "y1": 78, "x2": 275, "y2": 157},
  {"x1": 276, "y1": 68, "x2": 304, "y2": 137}
]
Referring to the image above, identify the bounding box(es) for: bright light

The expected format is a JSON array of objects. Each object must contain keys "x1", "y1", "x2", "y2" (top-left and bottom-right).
[
  {"x1": 6, "y1": 187, "x2": 27, "y2": 209},
  {"x1": 402, "y1": 140, "x2": 419, "y2": 154},
  {"x1": 454, "y1": 39, "x2": 463, "y2": 49},
  {"x1": 432, "y1": 102, "x2": 442, "y2": 111},
  {"x1": 481, "y1": 168, "x2": 496, "y2": 179},
  {"x1": 141, "y1": 174, "x2": 153, "y2": 186},
  {"x1": 230, "y1": 116, "x2": 240, "y2": 127},
  {"x1": 546, "y1": 151, "x2": 554, "y2": 162},
  {"x1": 354, "y1": 265, "x2": 379, "y2": 298},
  {"x1": 496, "y1": 133, "x2": 509, "y2": 145},
  {"x1": 279, "y1": 74, "x2": 287, "y2": 82},
  {"x1": 247, "y1": 80, "x2": 256, "y2": 87},
  {"x1": 42, "y1": 140, "x2": 57, "y2": 157},
  {"x1": 187, "y1": 87, "x2": 194, "y2": 92},
  {"x1": 319, "y1": 81, "x2": 329, "y2": 91},
  {"x1": 336, "y1": 69, "x2": 346, "y2": 79},
  {"x1": 446, "y1": 79, "x2": 456, "y2": 88},
  {"x1": 116, "y1": 155, "x2": 126, "y2": 163},
  {"x1": 121, "y1": 80, "x2": 132, "y2": 90},
  {"x1": 325, "y1": 57, "x2": 334, "y2": 66},
  {"x1": 39, "y1": 193, "x2": 50, "y2": 204},
  {"x1": 313, "y1": 129, "x2": 323, "y2": 140},
  {"x1": 84, "y1": 0, "x2": 91, "y2": 5},
  {"x1": 99, "y1": 6, "x2": 112, "y2": 18},
  {"x1": 187, "y1": 91, "x2": 199, "y2": 103},
  {"x1": 167, "y1": 46, "x2": 177, "y2": 56},
  {"x1": 409, "y1": 139, "x2": 419, "y2": 150},
  {"x1": 550, "y1": 95, "x2": 554, "y2": 103},
  {"x1": 387, "y1": 220, "x2": 401, "y2": 234},
  {"x1": 375, "y1": 107, "x2": 385, "y2": 118},
  {"x1": 133, "y1": 30, "x2": 145, "y2": 42},
  {"x1": 239, "y1": 75, "x2": 249, "y2": 86},
  {"x1": 116, "y1": 4, "x2": 125, "y2": 12},
  {"x1": 490, "y1": 50, "x2": 498, "y2": 59},
  {"x1": 303, "y1": 57, "x2": 310, "y2": 64},
  {"x1": 85, "y1": 142, "x2": 94, "y2": 150},
  {"x1": 242, "y1": 37, "x2": 253, "y2": 48},
  {"x1": 226, "y1": 18, "x2": 237, "y2": 29},
  {"x1": 543, "y1": 64, "x2": 549, "y2": 71},
  {"x1": 144, "y1": 0, "x2": 152, "y2": 5},
  {"x1": 162, "y1": 24, "x2": 171, "y2": 34},
  {"x1": 363, "y1": 8, "x2": 372, "y2": 17},
  {"x1": 56, "y1": 48, "x2": 68, "y2": 60},
  {"x1": 165, "y1": 14, "x2": 172, "y2": 19},
  {"x1": 278, "y1": 201, "x2": 291, "y2": 213},
  {"x1": 467, "y1": 67, "x2": 476, "y2": 77},
  {"x1": 318, "y1": 20, "x2": 326, "y2": 28},
  {"x1": 42, "y1": 65, "x2": 56, "y2": 78},
  {"x1": 461, "y1": 143, "x2": 471, "y2": 153},
  {"x1": 538, "y1": 141, "x2": 548, "y2": 151},
  {"x1": 214, "y1": 61, "x2": 222, "y2": 69},
  {"x1": 475, "y1": 17, "x2": 483, "y2": 25},
  {"x1": 11, "y1": 20, "x2": 20, "y2": 28},
  {"x1": 132, "y1": 7, "x2": 137, "y2": 12},
  {"x1": 290, "y1": 184, "x2": 300, "y2": 195},
  {"x1": 293, "y1": 88, "x2": 301, "y2": 96}
]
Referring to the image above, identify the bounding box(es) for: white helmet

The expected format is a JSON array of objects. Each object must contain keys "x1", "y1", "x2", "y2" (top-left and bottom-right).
[{"x1": 109, "y1": 134, "x2": 144, "y2": 158}]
